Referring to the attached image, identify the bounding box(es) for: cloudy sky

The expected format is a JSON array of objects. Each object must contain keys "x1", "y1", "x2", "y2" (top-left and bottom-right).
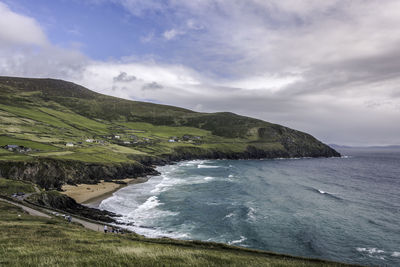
[{"x1": 1, "y1": 0, "x2": 400, "y2": 146}]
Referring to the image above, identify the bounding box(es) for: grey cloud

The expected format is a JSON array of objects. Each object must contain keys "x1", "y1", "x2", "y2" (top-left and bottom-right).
[
  {"x1": 113, "y1": 72, "x2": 137, "y2": 82},
  {"x1": 142, "y1": 82, "x2": 163, "y2": 90},
  {"x1": 0, "y1": 46, "x2": 88, "y2": 80},
  {"x1": 3, "y1": 0, "x2": 400, "y2": 146}
]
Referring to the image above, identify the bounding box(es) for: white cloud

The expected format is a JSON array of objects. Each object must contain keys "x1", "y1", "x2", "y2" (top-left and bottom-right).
[
  {"x1": 163, "y1": 29, "x2": 185, "y2": 40},
  {"x1": 0, "y1": 1, "x2": 87, "y2": 79},
  {"x1": 224, "y1": 74, "x2": 303, "y2": 93},
  {"x1": 1, "y1": 0, "x2": 400, "y2": 145},
  {"x1": 0, "y1": 2, "x2": 48, "y2": 47}
]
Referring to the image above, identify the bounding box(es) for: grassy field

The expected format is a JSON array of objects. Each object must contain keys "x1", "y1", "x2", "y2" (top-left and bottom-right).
[
  {"x1": 0, "y1": 200, "x2": 353, "y2": 267},
  {"x1": 0, "y1": 178, "x2": 36, "y2": 196},
  {"x1": 0, "y1": 135, "x2": 57, "y2": 151},
  {"x1": 0, "y1": 76, "x2": 339, "y2": 164}
]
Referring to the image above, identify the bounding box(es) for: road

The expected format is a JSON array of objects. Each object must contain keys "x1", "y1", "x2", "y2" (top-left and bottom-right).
[
  {"x1": 0, "y1": 197, "x2": 50, "y2": 218},
  {"x1": 0, "y1": 197, "x2": 105, "y2": 232}
]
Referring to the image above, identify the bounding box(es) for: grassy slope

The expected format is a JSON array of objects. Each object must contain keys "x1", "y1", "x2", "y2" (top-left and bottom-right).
[
  {"x1": 0, "y1": 200, "x2": 353, "y2": 267},
  {"x1": 0, "y1": 76, "x2": 338, "y2": 164},
  {"x1": 0, "y1": 178, "x2": 36, "y2": 196}
]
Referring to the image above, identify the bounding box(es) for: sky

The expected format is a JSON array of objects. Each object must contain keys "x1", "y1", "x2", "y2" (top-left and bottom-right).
[{"x1": 0, "y1": 0, "x2": 400, "y2": 146}]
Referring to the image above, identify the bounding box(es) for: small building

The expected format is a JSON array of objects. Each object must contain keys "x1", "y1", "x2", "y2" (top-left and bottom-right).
[
  {"x1": 5, "y1": 144, "x2": 19, "y2": 151},
  {"x1": 182, "y1": 135, "x2": 191, "y2": 141},
  {"x1": 114, "y1": 135, "x2": 121, "y2": 139},
  {"x1": 123, "y1": 141, "x2": 131, "y2": 144},
  {"x1": 3, "y1": 145, "x2": 31, "y2": 153},
  {"x1": 66, "y1": 142, "x2": 74, "y2": 147},
  {"x1": 85, "y1": 139, "x2": 94, "y2": 143},
  {"x1": 168, "y1": 139, "x2": 175, "y2": 143}
]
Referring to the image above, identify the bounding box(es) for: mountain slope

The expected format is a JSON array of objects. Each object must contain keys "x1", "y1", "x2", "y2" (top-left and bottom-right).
[{"x1": 0, "y1": 76, "x2": 339, "y2": 189}]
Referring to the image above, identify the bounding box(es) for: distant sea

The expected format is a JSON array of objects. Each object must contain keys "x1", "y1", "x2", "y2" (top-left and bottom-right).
[{"x1": 100, "y1": 148, "x2": 400, "y2": 266}]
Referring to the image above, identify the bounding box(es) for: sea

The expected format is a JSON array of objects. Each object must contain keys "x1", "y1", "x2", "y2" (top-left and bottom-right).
[{"x1": 99, "y1": 148, "x2": 400, "y2": 266}]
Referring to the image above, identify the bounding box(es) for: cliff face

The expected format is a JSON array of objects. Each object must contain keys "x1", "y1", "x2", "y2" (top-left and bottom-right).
[
  {"x1": 161, "y1": 144, "x2": 339, "y2": 162},
  {"x1": 0, "y1": 159, "x2": 158, "y2": 190},
  {"x1": 26, "y1": 191, "x2": 117, "y2": 222},
  {"x1": 0, "y1": 143, "x2": 339, "y2": 190}
]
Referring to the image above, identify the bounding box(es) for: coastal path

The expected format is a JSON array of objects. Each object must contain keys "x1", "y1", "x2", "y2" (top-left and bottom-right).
[
  {"x1": 0, "y1": 197, "x2": 104, "y2": 232},
  {"x1": 0, "y1": 197, "x2": 50, "y2": 218}
]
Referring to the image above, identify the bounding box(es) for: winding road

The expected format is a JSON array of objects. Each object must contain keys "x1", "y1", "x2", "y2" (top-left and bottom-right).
[{"x1": 0, "y1": 197, "x2": 104, "y2": 232}]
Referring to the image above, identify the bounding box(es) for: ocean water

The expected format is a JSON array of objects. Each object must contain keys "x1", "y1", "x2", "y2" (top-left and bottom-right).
[{"x1": 99, "y1": 148, "x2": 400, "y2": 266}]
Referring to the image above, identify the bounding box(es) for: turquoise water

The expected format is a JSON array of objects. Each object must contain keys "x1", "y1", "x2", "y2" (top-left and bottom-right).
[{"x1": 100, "y1": 148, "x2": 400, "y2": 266}]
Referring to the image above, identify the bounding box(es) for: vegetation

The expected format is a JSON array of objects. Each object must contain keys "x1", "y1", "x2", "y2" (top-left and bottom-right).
[
  {"x1": 0, "y1": 178, "x2": 36, "y2": 196},
  {"x1": 0, "y1": 201, "x2": 353, "y2": 266},
  {"x1": 0, "y1": 77, "x2": 346, "y2": 266},
  {"x1": 0, "y1": 76, "x2": 339, "y2": 166}
]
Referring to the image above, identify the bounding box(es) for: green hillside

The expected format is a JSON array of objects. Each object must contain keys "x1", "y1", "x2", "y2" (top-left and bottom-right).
[{"x1": 0, "y1": 76, "x2": 339, "y2": 189}]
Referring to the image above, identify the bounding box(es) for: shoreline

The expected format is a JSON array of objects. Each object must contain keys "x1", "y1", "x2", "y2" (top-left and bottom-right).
[
  {"x1": 63, "y1": 156, "x2": 340, "y2": 209},
  {"x1": 61, "y1": 177, "x2": 149, "y2": 208}
]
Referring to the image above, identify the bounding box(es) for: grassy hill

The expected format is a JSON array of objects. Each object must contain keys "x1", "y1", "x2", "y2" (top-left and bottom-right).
[{"x1": 0, "y1": 76, "x2": 339, "y2": 189}]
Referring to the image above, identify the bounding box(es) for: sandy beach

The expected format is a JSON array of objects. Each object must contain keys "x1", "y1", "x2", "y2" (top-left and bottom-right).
[{"x1": 61, "y1": 177, "x2": 149, "y2": 207}]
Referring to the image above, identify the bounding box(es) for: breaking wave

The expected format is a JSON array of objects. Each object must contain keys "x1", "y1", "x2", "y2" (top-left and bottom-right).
[{"x1": 229, "y1": 236, "x2": 247, "y2": 245}]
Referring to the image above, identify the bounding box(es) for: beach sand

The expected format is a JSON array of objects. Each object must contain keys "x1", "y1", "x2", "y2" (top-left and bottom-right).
[{"x1": 61, "y1": 177, "x2": 149, "y2": 208}]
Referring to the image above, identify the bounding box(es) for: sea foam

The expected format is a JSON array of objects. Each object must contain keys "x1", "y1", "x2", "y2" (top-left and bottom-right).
[
  {"x1": 198, "y1": 164, "x2": 220, "y2": 168},
  {"x1": 229, "y1": 236, "x2": 247, "y2": 245}
]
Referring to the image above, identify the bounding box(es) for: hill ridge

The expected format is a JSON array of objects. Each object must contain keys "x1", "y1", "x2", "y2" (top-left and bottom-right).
[{"x1": 0, "y1": 76, "x2": 339, "y2": 189}]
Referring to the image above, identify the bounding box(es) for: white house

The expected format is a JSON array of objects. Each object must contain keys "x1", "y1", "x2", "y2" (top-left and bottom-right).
[
  {"x1": 66, "y1": 142, "x2": 74, "y2": 147},
  {"x1": 85, "y1": 139, "x2": 94, "y2": 143},
  {"x1": 114, "y1": 135, "x2": 120, "y2": 139},
  {"x1": 168, "y1": 139, "x2": 175, "y2": 143}
]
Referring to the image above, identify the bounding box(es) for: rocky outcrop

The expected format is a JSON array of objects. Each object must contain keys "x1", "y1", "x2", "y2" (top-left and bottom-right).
[
  {"x1": 27, "y1": 191, "x2": 117, "y2": 222},
  {"x1": 0, "y1": 143, "x2": 339, "y2": 190},
  {"x1": 158, "y1": 144, "x2": 339, "y2": 163},
  {"x1": 0, "y1": 158, "x2": 158, "y2": 190}
]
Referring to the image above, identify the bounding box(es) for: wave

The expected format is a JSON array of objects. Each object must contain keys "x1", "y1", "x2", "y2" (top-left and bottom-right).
[
  {"x1": 308, "y1": 187, "x2": 343, "y2": 201},
  {"x1": 247, "y1": 207, "x2": 256, "y2": 221},
  {"x1": 198, "y1": 164, "x2": 220, "y2": 168},
  {"x1": 204, "y1": 176, "x2": 214, "y2": 181},
  {"x1": 392, "y1": 252, "x2": 400, "y2": 257},
  {"x1": 356, "y1": 247, "x2": 386, "y2": 260},
  {"x1": 150, "y1": 175, "x2": 187, "y2": 194},
  {"x1": 224, "y1": 212, "x2": 235, "y2": 219},
  {"x1": 356, "y1": 248, "x2": 400, "y2": 261},
  {"x1": 109, "y1": 195, "x2": 184, "y2": 238},
  {"x1": 228, "y1": 174, "x2": 234, "y2": 178},
  {"x1": 135, "y1": 196, "x2": 161, "y2": 212},
  {"x1": 122, "y1": 224, "x2": 190, "y2": 239},
  {"x1": 229, "y1": 236, "x2": 247, "y2": 245},
  {"x1": 356, "y1": 247, "x2": 385, "y2": 254}
]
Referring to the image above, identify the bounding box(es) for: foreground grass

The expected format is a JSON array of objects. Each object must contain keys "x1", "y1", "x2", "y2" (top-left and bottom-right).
[
  {"x1": 0, "y1": 201, "x2": 354, "y2": 267},
  {"x1": 0, "y1": 178, "x2": 36, "y2": 196}
]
